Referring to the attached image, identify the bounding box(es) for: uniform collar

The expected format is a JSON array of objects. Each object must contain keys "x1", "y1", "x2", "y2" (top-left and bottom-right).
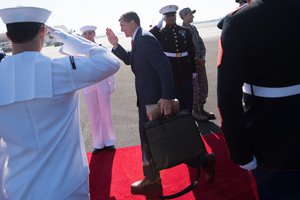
[
  {"x1": 165, "y1": 24, "x2": 177, "y2": 29},
  {"x1": 0, "y1": 52, "x2": 53, "y2": 105}
]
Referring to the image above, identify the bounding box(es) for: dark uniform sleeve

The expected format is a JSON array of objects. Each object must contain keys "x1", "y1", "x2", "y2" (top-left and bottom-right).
[
  {"x1": 185, "y1": 29, "x2": 196, "y2": 72},
  {"x1": 217, "y1": 17, "x2": 225, "y2": 30},
  {"x1": 217, "y1": 15, "x2": 253, "y2": 166},
  {"x1": 149, "y1": 26, "x2": 162, "y2": 41}
]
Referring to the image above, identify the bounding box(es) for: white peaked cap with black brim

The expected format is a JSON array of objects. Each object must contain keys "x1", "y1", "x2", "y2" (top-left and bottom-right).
[{"x1": 159, "y1": 5, "x2": 178, "y2": 15}]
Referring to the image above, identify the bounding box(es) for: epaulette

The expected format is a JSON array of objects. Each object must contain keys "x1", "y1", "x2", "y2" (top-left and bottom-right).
[{"x1": 229, "y1": 3, "x2": 249, "y2": 16}]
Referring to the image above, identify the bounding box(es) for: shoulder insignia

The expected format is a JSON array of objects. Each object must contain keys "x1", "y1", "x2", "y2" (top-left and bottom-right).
[{"x1": 229, "y1": 3, "x2": 249, "y2": 16}]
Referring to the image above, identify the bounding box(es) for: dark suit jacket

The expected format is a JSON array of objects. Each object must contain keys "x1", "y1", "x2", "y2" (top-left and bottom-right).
[
  {"x1": 112, "y1": 27, "x2": 175, "y2": 113},
  {"x1": 0, "y1": 53, "x2": 5, "y2": 62},
  {"x1": 217, "y1": 0, "x2": 300, "y2": 169}
]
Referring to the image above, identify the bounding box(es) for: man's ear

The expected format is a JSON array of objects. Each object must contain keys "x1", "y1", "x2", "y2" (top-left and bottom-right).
[
  {"x1": 130, "y1": 20, "x2": 135, "y2": 27},
  {"x1": 39, "y1": 26, "x2": 47, "y2": 38}
]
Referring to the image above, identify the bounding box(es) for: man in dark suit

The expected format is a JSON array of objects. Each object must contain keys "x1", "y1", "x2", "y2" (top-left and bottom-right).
[
  {"x1": 217, "y1": 0, "x2": 300, "y2": 199},
  {"x1": 106, "y1": 12, "x2": 175, "y2": 194}
]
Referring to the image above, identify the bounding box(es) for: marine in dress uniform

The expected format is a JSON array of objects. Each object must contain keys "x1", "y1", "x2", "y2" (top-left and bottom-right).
[
  {"x1": 0, "y1": 6, "x2": 120, "y2": 199},
  {"x1": 150, "y1": 5, "x2": 196, "y2": 112},
  {"x1": 217, "y1": 0, "x2": 300, "y2": 199},
  {"x1": 80, "y1": 25, "x2": 116, "y2": 153}
]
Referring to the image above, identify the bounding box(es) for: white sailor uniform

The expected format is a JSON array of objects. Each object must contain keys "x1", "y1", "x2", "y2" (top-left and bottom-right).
[
  {"x1": 0, "y1": 12, "x2": 120, "y2": 199},
  {"x1": 80, "y1": 25, "x2": 117, "y2": 150}
]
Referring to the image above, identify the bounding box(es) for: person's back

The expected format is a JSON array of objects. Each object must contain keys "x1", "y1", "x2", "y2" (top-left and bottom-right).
[
  {"x1": 219, "y1": 0, "x2": 300, "y2": 166},
  {"x1": 218, "y1": 0, "x2": 300, "y2": 199},
  {"x1": 0, "y1": 6, "x2": 120, "y2": 199},
  {"x1": 232, "y1": 0, "x2": 299, "y2": 82},
  {"x1": 0, "y1": 89, "x2": 87, "y2": 199}
]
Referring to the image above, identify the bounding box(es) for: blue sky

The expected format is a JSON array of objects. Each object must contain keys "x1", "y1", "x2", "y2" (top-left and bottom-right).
[{"x1": 0, "y1": 0, "x2": 238, "y2": 34}]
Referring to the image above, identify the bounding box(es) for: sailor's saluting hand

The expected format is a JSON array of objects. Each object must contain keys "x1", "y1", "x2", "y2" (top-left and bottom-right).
[
  {"x1": 106, "y1": 28, "x2": 119, "y2": 48},
  {"x1": 46, "y1": 26, "x2": 69, "y2": 42}
]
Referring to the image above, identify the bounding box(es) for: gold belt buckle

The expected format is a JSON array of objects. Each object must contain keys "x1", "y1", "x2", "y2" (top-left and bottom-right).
[{"x1": 176, "y1": 53, "x2": 181, "y2": 57}]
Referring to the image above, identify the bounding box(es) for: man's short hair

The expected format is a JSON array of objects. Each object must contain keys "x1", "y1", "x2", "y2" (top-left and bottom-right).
[
  {"x1": 119, "y1": 12, "x2": 140, "y2": 27},
  {"x1": 6, "y1": 22, "x2": 44, "y2": 44}
]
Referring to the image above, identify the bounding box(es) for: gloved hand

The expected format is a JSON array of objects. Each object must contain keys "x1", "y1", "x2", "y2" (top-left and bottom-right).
[
  {"x1": 240, "y1": 156, "x2": 257, "y2": 171},
  {"x1": 156, "y1": 15, "x2": 165, "y2": 29},
  {"x1": 47, "y1": 26, "x2": 69, "y2": 43},
  {"x1": 192, "y1": 73, "x2": 197, "y2": 79},
  {"x1": 47, "y1": 26, "x2": 100, "y2": 56},
  {"x1": 196, "y1": 58, "x2": 206, "y2": 66}
]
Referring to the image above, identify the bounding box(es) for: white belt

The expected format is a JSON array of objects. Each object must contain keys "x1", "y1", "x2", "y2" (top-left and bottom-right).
[
  {"x1": 164, "y1": 52, "x2": 188, "y2": 58},
  {"x1": 243, "y1": 83, "x2": 300, "y2": 98}
]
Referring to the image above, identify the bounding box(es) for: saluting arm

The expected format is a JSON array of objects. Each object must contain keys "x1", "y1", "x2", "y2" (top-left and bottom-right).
[{"x1": 106, "y1": 28, "x2": 131, "y2": 65}]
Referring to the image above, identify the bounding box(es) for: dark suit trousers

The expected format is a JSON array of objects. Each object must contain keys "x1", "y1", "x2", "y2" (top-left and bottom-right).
[
  {"x1": 252, "y1": 167, "x2": 300, "y2": 200},
  {"x1": 175, "y1": 78, "x2": 193, "y2": 112},
  {"x1": 138, "y1": 105, "x2": 160, "y2": 180}
]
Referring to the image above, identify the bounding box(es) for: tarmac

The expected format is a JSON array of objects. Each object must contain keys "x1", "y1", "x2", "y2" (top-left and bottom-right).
[{"x1": 40, "y1": 21, "x2": 222, "y2": 152}]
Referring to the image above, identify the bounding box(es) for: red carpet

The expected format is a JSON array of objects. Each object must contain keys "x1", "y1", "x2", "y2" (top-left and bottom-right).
[{"x1": 88, "y1": 132, "x2": 258, "y2": 200}]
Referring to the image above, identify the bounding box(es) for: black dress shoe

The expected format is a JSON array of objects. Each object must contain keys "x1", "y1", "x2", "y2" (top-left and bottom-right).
[
  {"x1": 92, "y1": 148, "x2": 104, "y2": 154},
  {"x1": 202, "y1": 110, "x2": 216, "y2": 120},
  {"x1": 104, "y1": 145, "x2": 116, "y2": 151},
  {"x1": 193, "y1": 111, "x2": 209, "y2": 122},
  {"x1": 131, "y1": 177, "x2": 162, "y2": 194}
]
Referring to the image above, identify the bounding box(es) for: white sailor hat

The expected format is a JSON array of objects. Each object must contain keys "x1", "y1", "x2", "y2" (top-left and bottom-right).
[
  {"x1": 0, "y1": 6, "x2": 51, "y2": 24},
  {"x1": 80, "y1": 25, "x2": 97, "y2": 33},
  {"x1": 159, "y1": 5, "x2": 178, "y2": 15}
]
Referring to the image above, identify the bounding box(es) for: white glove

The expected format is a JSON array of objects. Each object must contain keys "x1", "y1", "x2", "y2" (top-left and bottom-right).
[
  {"x1": 192, "y1": 73, "x2": 197, "y2": 79},
  {"x1": 240, "y1": 156, "x2": 257, "y2": 171},
  {"x1": 47, "y1": 26, "x2": 100, "y2": 56},
  {"x1": 47, "y1": 26, "x2": 68, "y2": 43},
  {"x1": 156, "y1": 16, "x2": 165, "y2": 29}
]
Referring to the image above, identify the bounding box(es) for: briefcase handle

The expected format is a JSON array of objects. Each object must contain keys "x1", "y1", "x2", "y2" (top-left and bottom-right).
[
  {"x1": 146, "y1": 100, "x2": 180, "y2": 121},
  {"x1": 159, "y1": 167, "x2": 200, "y2": 199},
  {"x1": 159, "y1": 153, "x2": 216, "y2": 199}
]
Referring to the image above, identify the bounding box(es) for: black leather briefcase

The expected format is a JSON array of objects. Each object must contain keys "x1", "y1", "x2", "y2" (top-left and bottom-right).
[
  {"x1": 144, "y1": 110, "x2": 206, "y2": 170},
  {"x1": 144, "y1": 110, "x2": 215, "y2": 199}
]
